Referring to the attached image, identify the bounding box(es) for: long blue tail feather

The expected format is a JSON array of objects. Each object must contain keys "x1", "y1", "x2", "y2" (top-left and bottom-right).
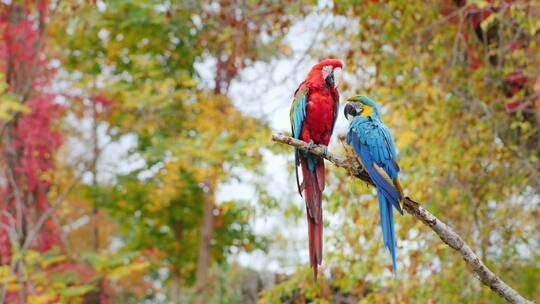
[
  {"x1": 350, "y1": 131, "x2": 400, "y2": 273},
  {"x1": 378, "y1": 189, "x2": 397, "y2": 273}
]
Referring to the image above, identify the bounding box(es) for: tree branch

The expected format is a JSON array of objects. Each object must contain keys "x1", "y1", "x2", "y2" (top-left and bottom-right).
[{"x1": 271, "y1": 133, "x2": 533, "y2": 304}]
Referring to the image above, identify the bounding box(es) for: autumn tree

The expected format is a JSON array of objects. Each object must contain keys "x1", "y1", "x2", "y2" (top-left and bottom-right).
[
  {"x1": 0, "y1": 1, "x2": 65, "y2": 301},
  {"x1": 263, "y1": 1, "x2": 539, "y2": 302},
  {"x1": 50, "y1": 0, "x2": 313, "y2": 301}
]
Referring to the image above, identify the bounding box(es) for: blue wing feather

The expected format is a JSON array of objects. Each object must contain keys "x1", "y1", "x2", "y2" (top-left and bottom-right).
[
  {"x1": 381, "y1": 125, "x2": 398, "y2": 159},
  {"x1": 291, "y1": 86, "x2": 308, "y2": 139},
  {"x1": 290, "y1": 86, "x2": 310, "y2": 194},
  {"x1": 352, "y1": 133, "x2": 402, "y2": 212},
  {"x1": 290, "y1": 86, "x2": 319, "y2": 173},
  {"x1": 347, "y1": 116, "x2": 403, "y2": 273}
]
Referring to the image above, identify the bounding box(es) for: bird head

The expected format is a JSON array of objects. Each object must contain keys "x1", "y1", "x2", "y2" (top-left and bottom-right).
[
  {"x1": 344, "y1": 95, "x2": 380, "y2": 121},
  {"x1": 311, "y1": 58, "x2": 343, "y2": 89}
]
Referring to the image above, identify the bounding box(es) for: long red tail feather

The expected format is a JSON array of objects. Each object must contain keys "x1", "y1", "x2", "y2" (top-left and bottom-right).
[
  {"x1": 316, "y1": 160, "x2": 325, "y2": 192},
  {"x1": 300, "y1": 155, "x2": 324, "y2": 279}
]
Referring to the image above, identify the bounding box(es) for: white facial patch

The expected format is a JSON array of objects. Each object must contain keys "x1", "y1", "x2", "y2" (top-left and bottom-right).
[
  {"x1": 333, "y1": 67, "x2": 342, "y2": 87},
  {"x1": 322, "y1": 65, "x2": 332, "y2": 79}
]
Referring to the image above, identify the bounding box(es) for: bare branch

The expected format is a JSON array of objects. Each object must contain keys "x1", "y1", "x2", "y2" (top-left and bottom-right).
[
  {"x1": 21, "y1": 170, "x2": 82, "y2": 251},
  {"x1": 271, "y1": 133, "x2": 534, "y2": 304}
]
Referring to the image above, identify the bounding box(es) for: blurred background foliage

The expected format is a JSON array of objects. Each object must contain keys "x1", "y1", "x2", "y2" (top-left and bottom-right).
[{"x1": 0, "y1": 0, "x2": 538, "y2": 303}]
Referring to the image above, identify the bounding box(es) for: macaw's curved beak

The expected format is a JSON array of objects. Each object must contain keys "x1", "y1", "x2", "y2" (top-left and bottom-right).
[
  {"x1": 325, "y1": 73, "x2": 335, "y2": 88},
  {"x1": 344, "y1": 102, "x2": 363, "y2": 120},
  {"x1": 344, "y1": 103, "x2": 355, "y2": 121}
]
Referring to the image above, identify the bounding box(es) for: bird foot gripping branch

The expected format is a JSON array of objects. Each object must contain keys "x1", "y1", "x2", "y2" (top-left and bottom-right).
[{"x1": 315, "y1": 142, "x2": 329, "y2": 158}]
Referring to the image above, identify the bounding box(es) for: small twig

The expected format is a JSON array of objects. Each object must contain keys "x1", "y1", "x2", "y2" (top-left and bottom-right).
[
  {"x1": 271, "y1": 133, "x2": 534, "y2": 304},
  {"x1": 21, "y1": 170, "x2": 81, "y2": 251}
]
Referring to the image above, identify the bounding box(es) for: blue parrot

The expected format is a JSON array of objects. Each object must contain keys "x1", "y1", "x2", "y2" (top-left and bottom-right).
[{"x1": 344, "y1": 95, "x2": 404, "y2": 273}]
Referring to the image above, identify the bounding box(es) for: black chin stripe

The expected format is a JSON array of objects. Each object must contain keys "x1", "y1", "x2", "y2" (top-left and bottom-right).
[{"x1": 325, "y1": 75, "x2": 334, "y2": 87}]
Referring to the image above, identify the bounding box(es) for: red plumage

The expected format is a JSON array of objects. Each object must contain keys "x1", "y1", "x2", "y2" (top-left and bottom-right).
[
  {"x1": 300, "y1": 59, "x2": 342, "y2": 145},
  {"x1": 292, "y1": 58, "x2": 342, "y2": 278}
]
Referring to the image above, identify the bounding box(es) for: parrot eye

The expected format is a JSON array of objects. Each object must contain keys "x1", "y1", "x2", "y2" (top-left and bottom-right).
[{"x1": 322, "y1": 65, "x2": 332, "y2": 79}]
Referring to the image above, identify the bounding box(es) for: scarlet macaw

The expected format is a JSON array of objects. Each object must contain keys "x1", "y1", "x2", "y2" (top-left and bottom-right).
[
  {"x1": 344, "y1": 95, "x2": 404, "y2": 273},
  {"x1": 290, "y1": 58, "x2": 343, "y2": 278}
]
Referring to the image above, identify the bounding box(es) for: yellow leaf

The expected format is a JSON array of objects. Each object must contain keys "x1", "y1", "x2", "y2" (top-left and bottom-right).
[
  {"x1": 6, "y1": 283, "x2": 21, "y2": 292},
  {"x1": 106, "y1": 261, "x2": 150, "y2": 280},
  {"x1": 448, "y1": 188, "x2": 460, "y2": 201},
  {"x1": 40, "y1": 254, "x2": 67, "y2": 268},
  {"x1": 0, "y1": 96, "x2": 30, "y2": 119},
  {"x1": 28, "y1": 291, "x2": 57, "y2": 304},
  {"x1": 0, "y1": 273, "x2": 17, "y2": 284},
  {"x1": 25, "y1": 250, "x2": 41, "y2": 264},
  {"x1": 481, "y1": 14, "x2": 497, "y2": 32},
  {"x1": 0, "y1": 266, "x2": 10, "y2": 277}
]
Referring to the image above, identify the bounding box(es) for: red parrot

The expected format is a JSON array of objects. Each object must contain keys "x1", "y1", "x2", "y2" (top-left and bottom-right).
[{"x1": 290, "y1": 58, "x2": 343, "y2": 278}]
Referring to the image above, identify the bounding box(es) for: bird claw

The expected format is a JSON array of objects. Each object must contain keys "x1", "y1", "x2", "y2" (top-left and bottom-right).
[
  {"x1": 320, "y1": 145, "x2": 329, "y2": 157},
  {"x1": 306, "y1": 140, "x2": 328, "y2": 157}
]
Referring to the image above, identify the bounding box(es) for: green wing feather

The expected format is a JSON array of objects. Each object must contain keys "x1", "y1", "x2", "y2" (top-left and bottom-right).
[
  {"x1": 290, "y1": 85, "x2": 308, "y2": 139},
  {"x1": 290, "y1": 85, "x2": 309, "y2": 195}
]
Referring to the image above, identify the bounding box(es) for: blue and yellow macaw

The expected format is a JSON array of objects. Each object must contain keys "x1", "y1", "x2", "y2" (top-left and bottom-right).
[{"x1": 344, "y1": 95, "x2": 404, "y2": 273}]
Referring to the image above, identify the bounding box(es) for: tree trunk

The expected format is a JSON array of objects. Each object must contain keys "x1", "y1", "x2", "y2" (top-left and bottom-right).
[
  {"x1": 170, "y1": 273, "x2": 182, "y2": 302},
  {"x1": 195, "y1": 172, "x2": 216, "y2": 297},
  {"x1": 196, "y1": 171, "x2": 215, "y2": 303},
  {"x1": 0, "y1": 3, "x2": 50, "y2": 302}
]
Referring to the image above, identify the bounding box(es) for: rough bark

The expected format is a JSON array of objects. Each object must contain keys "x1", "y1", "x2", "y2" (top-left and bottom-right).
[
  {"x1": 195, "y1": 173, "x2": 217, "y2": 299},
  {"x1": 271, "y1": 133, "x2": 534, "y2": 304},
  {"x1": 195, "y1": 195, "x2": 214, "y2": 289}
]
